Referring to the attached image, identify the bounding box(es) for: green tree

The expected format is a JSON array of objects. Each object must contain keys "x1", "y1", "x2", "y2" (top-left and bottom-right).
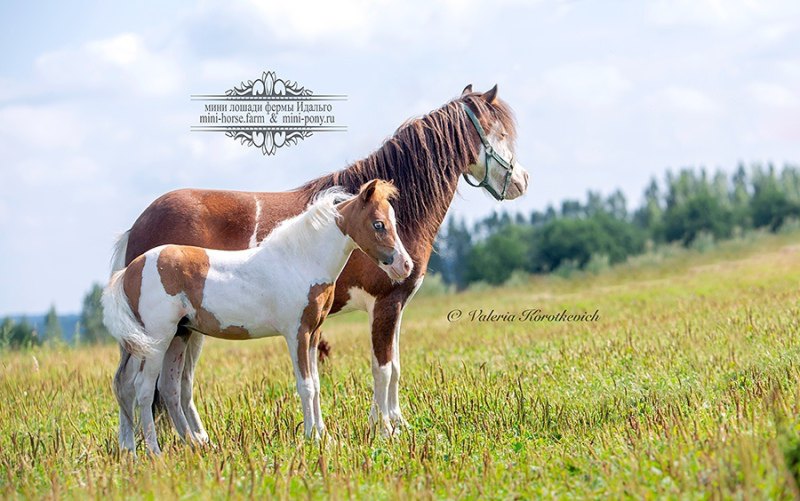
[
  {"x1": 662, "y1": 190, "x2": 733, "y2": 244},
  {"x1": 440, "y1": 217, "x2": 474, "y2": 289},
  {"x1": 466, "y1": 224, "x2": 534, "y2": 284},
  {"x1": 1, "y1": 317, "x2": 40, "y2": 349},
  {"x1": 80, "y1": 283, "x2": 110, "y2": 344},
  {"x1": 533, "y1": 215, "x2": 644, "y2": 272},
  {"x1": 634, "y1": 178, "x2": 662, "y2": 235},
  {"x1": 0, "y1": 317, "x2": 13, "y2": 349},
  {"x1": 43, "y1": 305, "x2": 63, "y2": 344}
]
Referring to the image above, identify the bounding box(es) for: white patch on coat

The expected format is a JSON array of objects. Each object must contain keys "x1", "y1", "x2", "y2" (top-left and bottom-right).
[
  {"x1": 248, "y1": 198, "x2": 262, "y2": 248},
  {"x1": 338, "y1": 286, "x2": 376, "y2": 315}
]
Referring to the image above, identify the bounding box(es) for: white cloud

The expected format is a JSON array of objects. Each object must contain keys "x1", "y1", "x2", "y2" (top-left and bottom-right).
[
  {"x1": 748, "y1": 82, "x2": 799, "y2": 108},
  {"x1": 650, "y1": 86, "x2": 719, "y2": 114},
  {"x1": 534, "y1": 62, "x2": 632, "y2": 109},
  {"x1": 86, "y1": 33, "x2": 145, "y2": 66},
  {"x1": 34, "y1": 33, "x2": 183, "y2": 96},
  {"x1": 0, "y1": 104, "x2": 87, "y2": 151},
  {"x1": 647, "y1": 0, "x2": 775, "y2": 27},
  {"x1": 245, "y1": 0, "x2": 374, "y2": 45}
]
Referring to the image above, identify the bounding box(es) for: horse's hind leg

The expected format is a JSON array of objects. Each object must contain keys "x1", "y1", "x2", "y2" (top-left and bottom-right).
[
  {"x1": 180, "y1": 331, "x2": 209, "y2": 444},
  {"x1": 113, "y1": 345, "x2": 137, "y2": 453},
  {"x1": 157, "y1": 334, "x2": 197, "y2": 444}
]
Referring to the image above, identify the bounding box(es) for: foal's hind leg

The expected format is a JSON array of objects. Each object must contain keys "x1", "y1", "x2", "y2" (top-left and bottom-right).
[
  {"x1": 135, "y1": 343, "x2": 169, "y2": 455},
  {"x1": 180, "y1": 331, "x2": 209, "y2": 444},
  {"x1": 113, "y1": 345, "x2": 137, "y2": 453},
  {"x1": 157, "y1": 335, "x2": 197, "y2": 444}
]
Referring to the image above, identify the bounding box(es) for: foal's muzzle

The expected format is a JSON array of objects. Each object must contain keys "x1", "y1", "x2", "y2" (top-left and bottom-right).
[{"x1": 378, "y1": 250, "x2": 413, "y2": 281}]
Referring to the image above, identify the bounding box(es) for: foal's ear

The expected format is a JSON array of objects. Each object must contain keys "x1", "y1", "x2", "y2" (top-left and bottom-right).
[
  {"x1": 360, "y1": 179, "x2": 380, "y2": 203},
  {"x1": 482, "y1": 84, "x2": 498, "y2": 104},
  {"x1": 461, "y1": 84, "x2": 473, "y2": 96}
]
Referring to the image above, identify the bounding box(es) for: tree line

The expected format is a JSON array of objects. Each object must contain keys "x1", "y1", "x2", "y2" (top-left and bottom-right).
[
  {"x1": 1, "y1": 285, "x2": 109, "y2": 350},
  {"x1": 429, "y1": 162, "x2": 800, "y2": 288}
]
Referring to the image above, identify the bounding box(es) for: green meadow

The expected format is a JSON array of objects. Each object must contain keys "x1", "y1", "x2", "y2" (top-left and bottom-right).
[{"x1": 3, "y1": 231, "x2": 800, "y2": 499}]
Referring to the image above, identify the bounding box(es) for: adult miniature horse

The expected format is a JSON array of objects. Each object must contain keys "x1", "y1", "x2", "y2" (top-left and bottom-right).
[
  {"x1": 104, "y1": 180, "x2": 411, "y2": 455},
  {"x1": 112, "y1": 84, "x2": 529, "y2": 437}
]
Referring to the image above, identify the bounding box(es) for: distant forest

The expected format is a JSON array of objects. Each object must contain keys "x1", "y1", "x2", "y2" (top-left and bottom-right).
[
  {"x1": 429, "y1": 162, "x2": 800, "y2": 288},
  {"x1": 3, "y1": 162, "x2": 799, "y2": 350}
]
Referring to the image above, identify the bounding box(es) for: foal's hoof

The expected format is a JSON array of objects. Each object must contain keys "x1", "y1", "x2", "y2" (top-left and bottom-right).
[
  {"x1": 186, "y1": 437, "x2": 212, "y2": 452},
  {"x1": 389, "y1": 412, "x2": 411, "y2": 430},
  {"x1": 370, "y1": 417, "x2": 399, "y2": 439},
  {"x1": 194, "y1": 432, "x2": 211, "y2": 446},
  {"x1": 319, "y1": 433, "x2": 338, "y2": 449}
]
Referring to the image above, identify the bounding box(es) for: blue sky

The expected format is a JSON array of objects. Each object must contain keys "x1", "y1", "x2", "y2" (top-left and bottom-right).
[{"x1": 1, "y1": 0, "x2": 799, "y2": 314}]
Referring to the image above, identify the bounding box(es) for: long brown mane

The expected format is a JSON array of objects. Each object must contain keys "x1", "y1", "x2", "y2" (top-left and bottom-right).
[{"x1": 298, "y1": 94, "x2": 517, "y2": 242}]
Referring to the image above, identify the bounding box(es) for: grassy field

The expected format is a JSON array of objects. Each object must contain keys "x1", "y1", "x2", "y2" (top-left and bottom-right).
[{"x1": 3, "y1": 232, "x2": 800, "y2": 499}]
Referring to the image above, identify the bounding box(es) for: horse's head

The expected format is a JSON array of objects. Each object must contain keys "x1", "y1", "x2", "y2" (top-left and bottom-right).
[
  {"x1": 337, "y1": 180, "x2": 413, "y2": 282},
  {"x1": 460, "y1": 84, "x2": 529, "y2": 201}
]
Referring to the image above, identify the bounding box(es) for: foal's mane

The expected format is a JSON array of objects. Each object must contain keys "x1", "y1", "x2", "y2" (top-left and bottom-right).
[
  {"x1": 265, "y1": 188, "x2": 351, "y2": 249},
  {"x1": 298, "y1": 94, "x2": 516, "y2": 242}
]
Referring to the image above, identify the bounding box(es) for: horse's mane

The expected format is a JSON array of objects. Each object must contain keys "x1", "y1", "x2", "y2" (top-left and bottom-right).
[{"x1": 298, "y1": 94, "x2": 517, "y2": 242}]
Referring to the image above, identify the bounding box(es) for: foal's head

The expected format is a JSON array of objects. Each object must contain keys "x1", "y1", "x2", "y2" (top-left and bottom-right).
[{"x1": 337, "y1": 180, "x2": 413, "y2": 282}]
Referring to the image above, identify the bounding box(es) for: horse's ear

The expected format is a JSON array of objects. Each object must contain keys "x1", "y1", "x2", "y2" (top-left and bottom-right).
[
  {"x1": 482, "y1": 84, "x2": 498, "y2": 104},
  {"x1": 360, "y1": 179, "x2": 380, "y2": 203},
  {"x1": 461, "y1": 84, "x2": 473, "y2": 96}
]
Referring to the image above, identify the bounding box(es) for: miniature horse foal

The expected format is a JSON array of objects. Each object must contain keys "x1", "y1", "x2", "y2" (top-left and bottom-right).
[{"x1": 103, "y1": 180, "x2": 412, "y2": 455}]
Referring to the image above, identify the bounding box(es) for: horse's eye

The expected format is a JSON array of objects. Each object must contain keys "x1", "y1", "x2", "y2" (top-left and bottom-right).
[{"x1": 373, "y1": 221, "x2": 385, "y2": 231}]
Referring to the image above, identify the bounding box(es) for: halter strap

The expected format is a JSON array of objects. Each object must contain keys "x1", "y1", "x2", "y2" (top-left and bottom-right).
[{"x1": 461, "y1": 102, "x2": 515, "y2": 201}]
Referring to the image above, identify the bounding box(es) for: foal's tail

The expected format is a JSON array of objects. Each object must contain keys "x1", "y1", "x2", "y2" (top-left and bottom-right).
[
  {"x1": 102, "y1": 270, "x2": 154, "y2": 358},
  {"x1": 110, "y1": 230, "x2": 130, "y2": 276}
]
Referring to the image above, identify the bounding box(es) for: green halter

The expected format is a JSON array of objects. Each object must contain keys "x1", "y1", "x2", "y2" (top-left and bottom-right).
[{"x1": 461, "y1": 102, "x2": 516, "y2": 201}]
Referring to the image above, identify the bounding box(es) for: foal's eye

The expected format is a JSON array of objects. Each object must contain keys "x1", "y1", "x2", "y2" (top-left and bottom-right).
[{"x1": 373, "y1": 221, "x2": 385, "y2": 231}]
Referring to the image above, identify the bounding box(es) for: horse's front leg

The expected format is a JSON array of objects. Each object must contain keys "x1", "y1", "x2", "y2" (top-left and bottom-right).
[
  {"x1": 387, "y1": 306, "x2": 409, "y2": 428},
  {"x1": 309, "y1": 327, "x2": 326, "y2": 437},
  {"x1": 369, "y1": 297, "x2": 405, "y2": 437},
  {"x1": 288, "y1": 327, "x2": 317, "y2": 440}
]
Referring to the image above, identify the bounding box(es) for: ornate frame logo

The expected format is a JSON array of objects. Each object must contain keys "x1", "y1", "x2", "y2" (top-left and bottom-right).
[{"x1": 192, "y1": 71, "x2": 346, "y2": 155}]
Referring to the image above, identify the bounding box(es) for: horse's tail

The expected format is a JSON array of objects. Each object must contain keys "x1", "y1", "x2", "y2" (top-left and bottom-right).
[
  {"x1": 110, "y1": 230, "x2": 130, "y2": 276},
  {"x1": 102, "y1": 270, "x2": 154, "y2": 358}
]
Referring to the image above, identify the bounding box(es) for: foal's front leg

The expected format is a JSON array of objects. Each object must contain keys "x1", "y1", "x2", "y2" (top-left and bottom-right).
[
  {"x1": 288, "y1": 327, "x2": 317, "y2": 439},
  {"x1": 369, "y1": 297, "x2": 403, "y2": 437}
]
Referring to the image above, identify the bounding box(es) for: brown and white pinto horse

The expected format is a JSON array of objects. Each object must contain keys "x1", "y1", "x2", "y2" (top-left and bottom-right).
[
  {"x1": 104, "y1": 181, "x2": 411, "y2": 455},
  {"x1": 112, "y1": 84, "x2": 529, "y2": 437}
]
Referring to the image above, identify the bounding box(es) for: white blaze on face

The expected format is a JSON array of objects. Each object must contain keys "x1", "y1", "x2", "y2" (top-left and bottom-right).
[{"x1": 378, "y1": 205, "x2": 413, "y2": 282}]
